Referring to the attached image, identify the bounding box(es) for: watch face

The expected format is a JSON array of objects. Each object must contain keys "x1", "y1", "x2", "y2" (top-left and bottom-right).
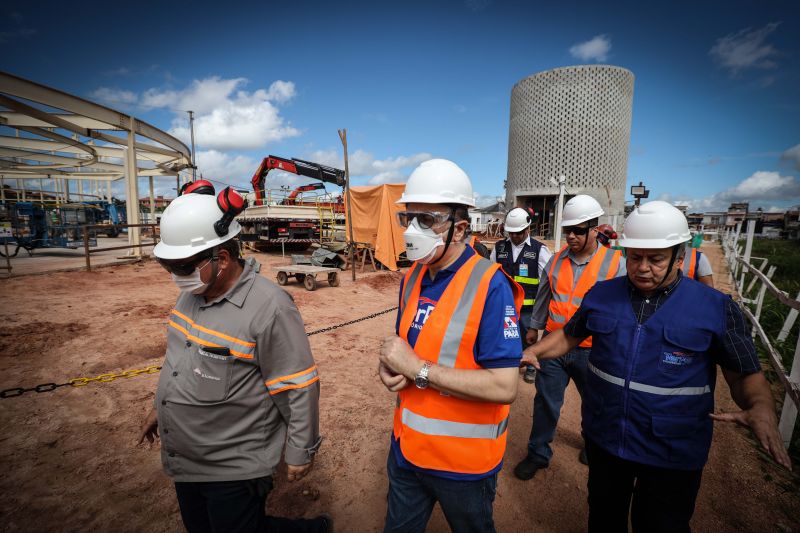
[{"x1": 415, "y1": 376, "x2": 429, "y2": 389}]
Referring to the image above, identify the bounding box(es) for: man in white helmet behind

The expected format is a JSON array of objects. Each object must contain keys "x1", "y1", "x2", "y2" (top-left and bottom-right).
[
  {"x1": 378, "y1": 159, "x2": 524, "y2": 532},
  {"x1": 138, "y1": 187, "x2": 329, "y2": 532},
  {"x1": 524, "y1": 200, "x2": 790, "y2": 532},
  {"x1": 513, "y1": 194, "x2": 625, "y2": 480},
  {"x1": 490, "y1": 207, "x2": 552, "y2": 350}
]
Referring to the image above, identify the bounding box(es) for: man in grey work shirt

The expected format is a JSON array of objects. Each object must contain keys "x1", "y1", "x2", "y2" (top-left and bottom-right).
[
  {"x1": 139, "y1": 189, "x2": 329, "y2": 532},
  {"x1": 514, "y1": 195, "x2": 625, "y2": 481}
]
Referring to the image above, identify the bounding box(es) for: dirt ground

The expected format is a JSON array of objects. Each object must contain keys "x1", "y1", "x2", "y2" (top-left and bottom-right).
[{"x1": 0, "y1": 241, "x2": 798, "y2": 532}]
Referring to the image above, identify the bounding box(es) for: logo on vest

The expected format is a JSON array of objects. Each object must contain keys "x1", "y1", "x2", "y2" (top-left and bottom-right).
[
  {"x1": 503, "y1": 316, "x2": 520, "y2": 339},
  {"x1": 661, "y1": 351, "x2": 695, "y2": 367},
  {"x1": 411, "y1": 296, "x2": 436, "y2": 331},
  {"x1": 523, "y1": 251, "x2": 537, "y2": 259},
  {"x1": 193, "y1": 367, "x2": 221, "y2": 381}
]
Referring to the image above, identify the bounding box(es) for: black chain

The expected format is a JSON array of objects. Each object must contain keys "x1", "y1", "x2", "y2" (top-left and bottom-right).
[
  {"x1": 1, "y1": 307, "x2": 398, "y2": 399},
  {"x1": 306, "y1": 307, "x2": 398, "y2": 336}
]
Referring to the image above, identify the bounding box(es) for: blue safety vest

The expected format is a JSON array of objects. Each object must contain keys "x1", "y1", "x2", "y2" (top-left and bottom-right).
[
  {"x1": 579, "y1": 276, "x2": 727, "y2": 470},
  {"x1": 495, "y1": 238, "x2": 543, "y2": 308}
]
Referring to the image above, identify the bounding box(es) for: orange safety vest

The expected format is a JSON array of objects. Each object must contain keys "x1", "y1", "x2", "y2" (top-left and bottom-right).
[
  {"x1": 467, "y1": 235, "x2": 478, "y2": 247},
  {"x1": 545, "y1": 245, "x2": 622, "y2": 348},
  {"x1": 682, "y1": 248, "x2": 699, "y2": 280},
  {"x1": 393, "y1": 254, "x2": 523, "y2": 474}
]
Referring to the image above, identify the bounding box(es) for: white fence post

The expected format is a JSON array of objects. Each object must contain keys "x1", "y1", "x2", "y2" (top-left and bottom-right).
[
  {"x1": 778, "y1": 290, "x2": 800, "y2": 343},
  {"x1": 779, "y1": 332, "x2": 800, "y2": 447},
  {"x1": 752, "y1": 266, "x2": 777, "y2": 337},
  {"x1": 745, "y1": 258, "x2": 769, "y2": 296}
]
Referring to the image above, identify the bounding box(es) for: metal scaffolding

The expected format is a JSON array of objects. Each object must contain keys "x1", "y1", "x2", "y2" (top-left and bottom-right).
[{"x1": 0, "y1": 71, "x2": 192, "y2": 255}]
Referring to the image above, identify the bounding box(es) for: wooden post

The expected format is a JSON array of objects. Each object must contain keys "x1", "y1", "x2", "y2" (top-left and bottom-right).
[
  {"x1": 83, "y1": 225, "x2": 91, "y2": 271},
  {"x1": 778, "y1": 330, "x2": 800, "y2": 447},
  {"x1": 752, "y1": 265, "x2": 777, "y2": 336},
  {"x1": 339, "y1": 128, "x2": 355, "y2": 282},
  {"x1": 745, "y1": 258, "x2": 768, "y2": 296},
  {"x1": 739, "y1": 219, "x2": 755, "y2": 294},
  {"x1": 777, "y1": 290, "x2": 800, "y2": 342}
]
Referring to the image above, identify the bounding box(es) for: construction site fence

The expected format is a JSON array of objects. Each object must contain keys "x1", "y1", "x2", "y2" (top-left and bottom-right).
[
  {"x1": 721, "y1": 221, "x2": 800, "y2": 449},
  {"x1": 82, "y1": 223, "x2": 159, "y2": 271}
]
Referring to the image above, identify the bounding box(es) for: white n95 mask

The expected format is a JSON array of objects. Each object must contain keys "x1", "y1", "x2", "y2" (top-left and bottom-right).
[
  {"x1": 403, "y1": 219, "x2": 444, "y2": 263},
  {"x1": 171, "y1": 269, "x2": 210, "y2": 295}
]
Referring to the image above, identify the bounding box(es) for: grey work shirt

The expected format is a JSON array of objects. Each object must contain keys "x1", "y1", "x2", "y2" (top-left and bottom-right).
[
  {"x1": 529, "y1": 246, "x2": 626, "y2": 330},
  {"x1": 155, "y1": 258, "x2": 321, "y2": 482}
]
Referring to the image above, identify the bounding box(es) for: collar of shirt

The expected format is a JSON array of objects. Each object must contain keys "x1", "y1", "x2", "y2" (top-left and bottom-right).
[
  {"x1": 199, "y1": 257, "x2": 260, "y2": 308},
  {"x1": 510, "y1": 236, "x2": 531, "y2": 251},
  {"x1": 421, "y1": 245, "x2": 476, "y2": 288},
  {"x1": 627, "y1": 269, "x2": 684, "y2": 300}
]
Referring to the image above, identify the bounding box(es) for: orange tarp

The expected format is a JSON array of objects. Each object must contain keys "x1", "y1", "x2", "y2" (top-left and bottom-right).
[{"x1": 345, "y1": 184, "x2": 406, "y2": 271}]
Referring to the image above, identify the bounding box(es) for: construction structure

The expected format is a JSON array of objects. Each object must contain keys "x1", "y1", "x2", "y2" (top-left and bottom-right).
[
  {"x1": 506, "y1": 65, "x2": 634, "y2": 236},
  {"x1": 0, "y1": 71, "x2": 192, "y2": 255}
]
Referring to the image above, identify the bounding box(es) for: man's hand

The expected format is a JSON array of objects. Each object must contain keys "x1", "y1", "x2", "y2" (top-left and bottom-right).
[
  {"x1": 379, "y1": 336, "x2": 421, "y2": 379},
  {"x1": 710, "y1": 406, "x2": 792, "y2": 470},
  {"x1": 520, "y1": 348, "x2": 540, "y2": 370},
  {"x1": 286, "y1": 461, "x2": 313, "y2": 482},
  {"x1": 525, "y1": 329, "x2": 539, "y2": 346},
  {"x1": 138, "y1": 408, "x2": 159, "y2": 445},
  {"x1": 378, "y1": 361, "x2": 411, "y2": 392}
]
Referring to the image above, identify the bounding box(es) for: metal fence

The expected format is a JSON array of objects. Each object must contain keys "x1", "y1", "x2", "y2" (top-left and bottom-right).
[
  {"x1": 82, "y1": 223, "x2": 158, "y2": 271},
  {"x1": 721, "y1": 219, "x2": 800, "y2": 447}
]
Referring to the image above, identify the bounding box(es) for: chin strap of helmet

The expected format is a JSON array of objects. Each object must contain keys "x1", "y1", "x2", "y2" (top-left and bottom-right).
[
  {"x1": 653, "y1": 244, "x2": 682, "y2": 291},
  {"x1": 428, "y1": 207, "x2": 458, "y2": 267}
]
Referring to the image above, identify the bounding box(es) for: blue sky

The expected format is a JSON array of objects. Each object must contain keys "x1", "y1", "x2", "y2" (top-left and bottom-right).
[{"x1": 2, "y1": 0, "x2": 799, "y2": 212}]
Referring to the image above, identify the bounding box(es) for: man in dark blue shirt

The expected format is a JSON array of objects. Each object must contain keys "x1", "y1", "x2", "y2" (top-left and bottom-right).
[{"x1": 523, "y1": 201, "x2": 790, "y2": 533}]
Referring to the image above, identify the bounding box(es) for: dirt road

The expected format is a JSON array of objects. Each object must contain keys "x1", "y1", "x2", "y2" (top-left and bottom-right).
[{"x1": 0, "y1": 242, "x2": 797, "y2": 532}]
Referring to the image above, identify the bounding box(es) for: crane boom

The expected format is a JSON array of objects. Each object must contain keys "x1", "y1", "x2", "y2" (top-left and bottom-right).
[{"x1": 250, "y1": 155, "x2": 345, "y2": 206}]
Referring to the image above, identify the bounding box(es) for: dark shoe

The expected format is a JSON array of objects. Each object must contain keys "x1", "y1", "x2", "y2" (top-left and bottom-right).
[
  {"x1": 318, "y1": 513, "x2": 333, "y2": 533},
  {"x1": 513, "y1": 454, "x2": 548, "y2": 480},
  {"x1": 578, "y1": 448, "x2": 588, "y2": 466}
]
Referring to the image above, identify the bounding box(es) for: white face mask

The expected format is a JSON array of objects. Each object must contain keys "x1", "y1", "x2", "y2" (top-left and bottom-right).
[
  {"x1": 171, "y1": 259, "x2": 215, "y2": 295},
  {"x1": 403, "y1": 219, "x2": 445, "y2": 263}
]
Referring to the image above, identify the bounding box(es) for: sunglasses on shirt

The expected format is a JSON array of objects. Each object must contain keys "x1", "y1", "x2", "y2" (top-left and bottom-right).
[
  {"x1": 396, "y1": 210, "x2": 453, "y2": 229},
  {"x1": 563, "y1": 225, "x2": 591, "y2": 236},
  {"x1": 157, "y1": 254, "x2": 213, "y2": 276}
]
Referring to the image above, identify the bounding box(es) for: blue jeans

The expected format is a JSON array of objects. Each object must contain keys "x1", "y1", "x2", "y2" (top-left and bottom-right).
[
  {"x1": 384, "y1": 450, "x2": 497, "y2": 533},
  {"x1": 527, "y1": 346, "x2": 589, "y2": 463}
]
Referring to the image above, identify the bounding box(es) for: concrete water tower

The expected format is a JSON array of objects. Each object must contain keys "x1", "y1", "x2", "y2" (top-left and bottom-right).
[{"x1": 506, "y1": 65, "x2": 634, "y2": 235}]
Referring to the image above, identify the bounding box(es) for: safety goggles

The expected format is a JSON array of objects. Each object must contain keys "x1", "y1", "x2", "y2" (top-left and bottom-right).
[
  {"x1": 396, "y1": 210, "x2": 452, "y2": 229},
  {"x1": 563, "y1": 225, "x2": 591, "y2": 236},
  {"x1": 157, "y1": 254, "x2": 213, "y2": 276}
]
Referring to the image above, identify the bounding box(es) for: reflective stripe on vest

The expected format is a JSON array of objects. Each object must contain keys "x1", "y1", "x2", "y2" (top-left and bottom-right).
[
  {"x1": 682, "y1": 248, "x2": 698, "y2": 280},
  {"x1": 513, "y1": 275, "x2": 538, "y2": 306},
  {"x1": 546, "y1": 246, "x2": 621, "y2": 348},
  {"x1": 589, "y1": 362, "x2": 711, "y2": 396},
  {"x1": 401, "y1": 408, "x2": 509, "y2": 439},
  {"x1": 393, "y1": 254, "x2": 522, "y2": 474}
]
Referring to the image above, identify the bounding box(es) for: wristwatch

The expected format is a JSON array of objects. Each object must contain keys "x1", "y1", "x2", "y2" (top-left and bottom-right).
[{"x1": 415, "y1": 361, "x2": 433, "y2": 389}]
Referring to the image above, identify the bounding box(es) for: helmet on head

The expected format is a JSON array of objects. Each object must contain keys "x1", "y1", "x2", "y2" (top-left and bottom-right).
[
  {"x1": 154, "y1": 192, "x2": 242, "y2": 260},
  {"x1": 505, "y1": 207, "x2": 531, "y2": 232},
  {"x1": 618, "y1": 201, "x2": 691, "y2": 249},
  {"x1": 396, "y1": 159, "x2": 475, "y2": 207},
  {"x1": 561, "y1": 195, "x2": 604, "y2": 226}
]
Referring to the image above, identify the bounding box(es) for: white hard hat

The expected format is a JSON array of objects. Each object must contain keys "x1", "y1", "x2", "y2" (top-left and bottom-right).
[
  {"x1": 618, "y1": 201, "x2": 691, "y2": 249},
  {"x1": 505, "y1": 207, "x2": 531, "y2": 232},
  {"x1": 561, "y1": 195, "x2": 604, "y2": 226},
  {"x1": 154, "y1": 193, "x2": 241, "y2": 260},
  {"x1": 397, "y1": 159, "x2": 475, "y2": 207}
]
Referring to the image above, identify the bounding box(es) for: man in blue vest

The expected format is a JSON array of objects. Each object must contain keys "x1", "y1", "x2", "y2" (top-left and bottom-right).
[
  {"x1": 490, "y1": 207, "x2": 552, "y2": 347},
  {"x1": 523, "y1": 200, "x2": 791, "y2": 532}
]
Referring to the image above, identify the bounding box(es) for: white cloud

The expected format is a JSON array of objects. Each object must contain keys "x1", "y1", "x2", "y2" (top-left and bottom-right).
[
  {"x1": 307, "y1": 149, "x2": 432, "y2": 183},
  {"x1": 569, "y1": 35, "x2": 611, "y2": 62},
  {"x1": 91, "y1": 87, "x2": 138, "y2": 105},
  {"x1": 662, "y1": 170, "x2": 800, "y2": 212},
  {"x1": 781, "y1": 144, "x2": 800, "y2": 171},
  {"x1": 709, "y1": 23, "x2": 780, "y2": 75},
  {"x1": 194, "y1": 150, "x2": 258, "y2": 189}
]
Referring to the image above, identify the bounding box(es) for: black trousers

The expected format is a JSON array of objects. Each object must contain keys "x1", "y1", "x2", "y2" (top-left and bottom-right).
[
  {"x1": 175, "y1": 477, "x2": 327, "y2": 533},
  {"x1": 585, "y1": 438, "x2": 703, "y2": 533}
]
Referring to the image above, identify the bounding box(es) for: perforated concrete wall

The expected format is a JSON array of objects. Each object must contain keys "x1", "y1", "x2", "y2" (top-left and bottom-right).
[{"x1": 506, "y1": 65, "x2": 634, "y2": 220}]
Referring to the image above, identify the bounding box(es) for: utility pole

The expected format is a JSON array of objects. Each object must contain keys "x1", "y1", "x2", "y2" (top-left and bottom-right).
[
  {"x1": 188, "y1": 110, "x2": 197, "y2": 181},
  {"x1": 553, "y1": 175, "x2": 566, "y2": 248},
  {"x1": 338, "y1": 129, "x2": 355, "y2": 281}
]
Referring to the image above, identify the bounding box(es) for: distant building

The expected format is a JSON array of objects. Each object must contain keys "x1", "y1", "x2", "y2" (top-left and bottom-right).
[
  {"x1": 139, "y1": 195, "x2": 171, "y2": 212},
  {"x1": 506, "y1": 65, "x2": 634, "y2": 237},
  {"x1": 725, "y1": 202, "x2": 748, "y2": 228},
  {"x1": 702, "y1": 212, "x2": 726, "y2": 232}
]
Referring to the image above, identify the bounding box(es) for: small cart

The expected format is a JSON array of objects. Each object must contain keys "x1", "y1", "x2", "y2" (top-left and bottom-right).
[{"x1": 273, "y1": 264, "x2": 340, "y2": 291}]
